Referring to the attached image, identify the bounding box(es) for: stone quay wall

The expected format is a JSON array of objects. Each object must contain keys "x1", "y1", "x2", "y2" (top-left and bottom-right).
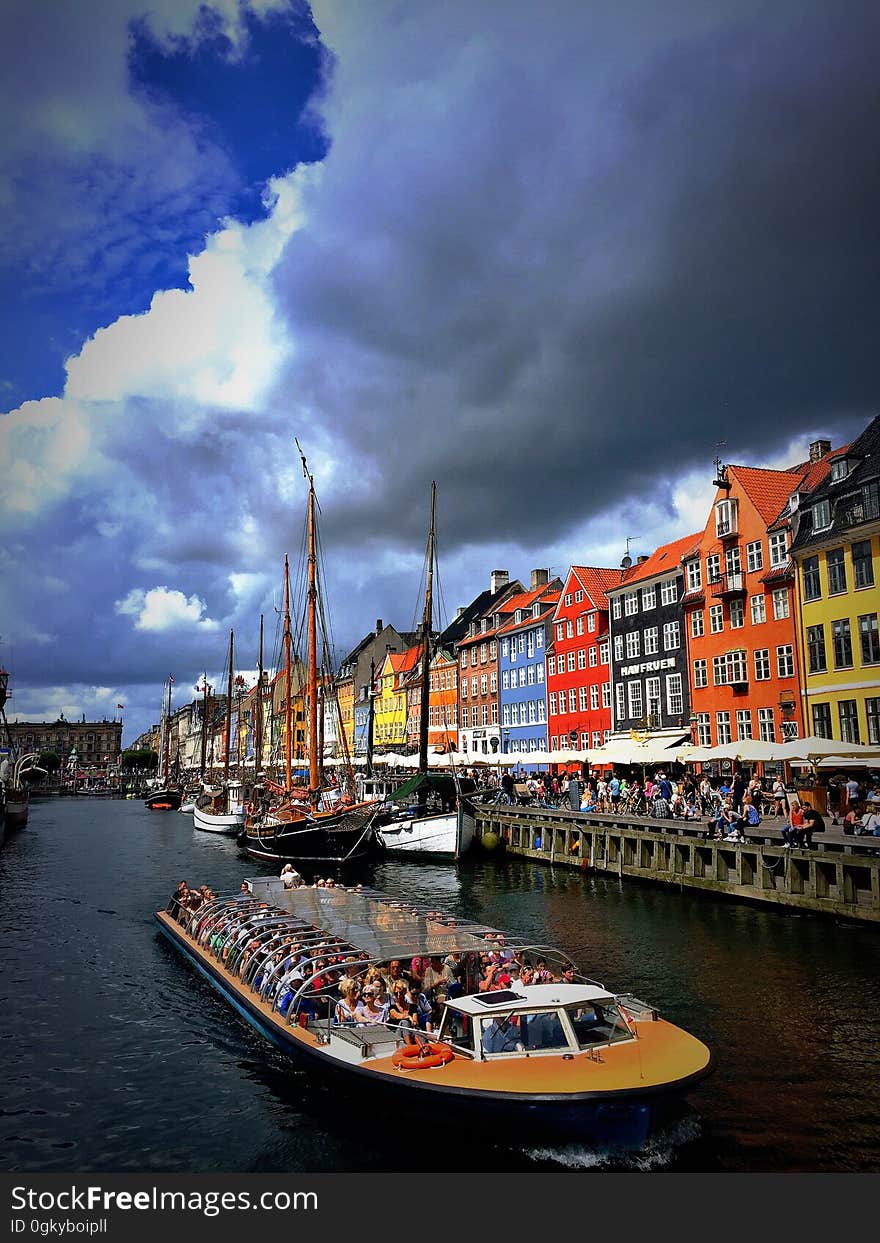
[{"x1": 474, "y1": 806, "x2": 880, "y2": 924}]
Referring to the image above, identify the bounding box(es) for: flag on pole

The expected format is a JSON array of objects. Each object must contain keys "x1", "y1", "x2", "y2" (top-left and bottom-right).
[
  {"x1": 169, "y1": 674, "x2": 174, "y2": 684},
  {"x1": 117, "y1": 704, "x2": 125, "y2": 710}
]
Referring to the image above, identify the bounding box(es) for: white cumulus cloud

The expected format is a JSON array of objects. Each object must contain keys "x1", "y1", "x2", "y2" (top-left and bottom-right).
[{"x1": 116, "y1": 586, "x2": 219, "y2": 632}]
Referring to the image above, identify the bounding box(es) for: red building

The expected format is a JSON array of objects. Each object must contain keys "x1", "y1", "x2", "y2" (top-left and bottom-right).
[
  {"x1": 683, "y1": 445, "x2": 837, "y2": 749},
  {"x1": 547, "y1": 566, "x2": 621, "y2": 753}
]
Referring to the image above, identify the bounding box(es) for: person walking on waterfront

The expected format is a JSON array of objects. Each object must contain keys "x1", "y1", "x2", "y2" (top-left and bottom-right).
[{"x1": 844, "y1": 775, "x2": 861, "y2": 816}]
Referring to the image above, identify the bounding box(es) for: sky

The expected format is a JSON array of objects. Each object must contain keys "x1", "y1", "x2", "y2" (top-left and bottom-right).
[{"x1": 1, "y1": 0, "x2": 878, "y2": 747}]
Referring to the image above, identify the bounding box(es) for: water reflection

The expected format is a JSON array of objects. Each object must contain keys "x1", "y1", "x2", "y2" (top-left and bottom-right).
[{"x1": 1, "y1": 799, "x2": 879, "y2": 1172}]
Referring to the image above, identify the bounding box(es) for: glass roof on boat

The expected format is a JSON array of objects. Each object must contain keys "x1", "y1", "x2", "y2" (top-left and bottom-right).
[{"x1": 245, "y1": 881, "x2": 532, "y2": 959}]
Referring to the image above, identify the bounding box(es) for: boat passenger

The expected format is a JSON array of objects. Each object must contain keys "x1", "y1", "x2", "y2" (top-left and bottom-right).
[
  {"x1": 381, "y1": 959, "x2": 411, "y2": 993},
  {"x1": 533, "y1": 957, "x2": 554, "y2": 983},
  {"x1": 355, "y1": 985, "x2": 389, "y2": 1024},
  {"x1": 334, "y1": 978, "x2": 362, "y2": 1024},
  {"x1": 481, "y1": 1014, "x2": 524, "y2": 1054}
]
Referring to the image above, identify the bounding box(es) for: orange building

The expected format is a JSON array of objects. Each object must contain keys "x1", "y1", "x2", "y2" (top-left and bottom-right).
[{"x1": 683, "y1": 445, "x2": 837, "y2": 749}]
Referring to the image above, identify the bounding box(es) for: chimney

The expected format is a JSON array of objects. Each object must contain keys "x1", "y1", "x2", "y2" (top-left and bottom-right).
[
  {"x1": 530, "y1": 568, "x2": 549, "y2": 590},
  {"x1": 637, "y1": 555, "x2": 649, "y2": 565},
  {"x1": 456, "y1": 606, "x2": 465, "y2": 619},
  {"x1": 809, "y1": 438, "x2": 831, "y2": 463},
  {"x1": 490, "y1": 569, "x2": 509, "y2": 593},
  {"x1": 375, "y1": 618, "x2": 383, "y2": 635}
]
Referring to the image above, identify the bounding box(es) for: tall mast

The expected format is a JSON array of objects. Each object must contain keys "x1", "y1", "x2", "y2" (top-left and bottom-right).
[
  {"x1": 200, "y1": 673, "x2": 208, "y2": 779},
  {"x1": 304, "y1": 456, "x2": 319, "y2": 801},
  {"x1": 365, "y1": 658, "x2": 376, "y2": 779},
  {"x1": 224, "y1": 631, "x2": 234, "y2": 783},
  {"x1": 255, "y1": 614, "x2": 264, "y2": 774},
  {"x1": 162, "y1": 676, "x2": 173, "y2": 782},
  {"x1": 283, "y1": 556, "x2": 292, "y2": 791},
  {"x1": 418, "y1": 482, "x2": 436, "y2": 781}
]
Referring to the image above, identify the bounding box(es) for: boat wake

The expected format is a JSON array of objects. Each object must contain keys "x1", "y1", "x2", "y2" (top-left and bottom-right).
[{"x1": 523, "y1": 1114, "x2": 703, "y2": 1171}]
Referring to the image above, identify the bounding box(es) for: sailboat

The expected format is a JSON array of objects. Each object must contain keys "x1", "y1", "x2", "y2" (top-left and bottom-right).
[
  {"x1": 144, "y1": 676, "x2": 183, "y2": 810},
  {"x1": 193, "y1": 630, "x2": 246, "y2": 834},
  {"x1": 0, "y1": 665, "x2": 47, "y2": 830},
  {"x1": 376, "y1": 483, "x2": 478, "y2": 859},
  {"x1": 242, "y1": 446, "x2": 381, "y2": 864}
]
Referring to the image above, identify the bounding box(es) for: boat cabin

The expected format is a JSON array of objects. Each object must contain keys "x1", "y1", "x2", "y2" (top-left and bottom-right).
[{"x1": 439, "y1": 984, "x2": 639, "y2": 1059}]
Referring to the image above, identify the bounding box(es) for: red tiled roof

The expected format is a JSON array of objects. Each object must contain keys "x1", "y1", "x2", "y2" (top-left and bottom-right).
[
  {"x1": 498, "y1": 591, "x2": 561, "y2": 635},
  {"x1": 726, "y1": 466, "x2": 805, "y2": 526},
  {"x1": 569, "y1": 566, "x2": 624, "y2": 608},
  {"x1": 615, "y1": 532, "x2": 702, "y2": 587}
]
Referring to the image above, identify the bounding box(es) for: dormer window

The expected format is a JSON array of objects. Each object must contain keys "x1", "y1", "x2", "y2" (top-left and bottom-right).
[
  {"x1": 715, "y1": 498, "x2": 738, "y2": 537},
  {"x1": 480, "y1": 618, "x2": 488, "y2": 633},
  {"x1": 515, "y1": 609, "x2": 523, "y2": 624},
  {"x1": 532, "y1": 602, "x2": 541, "y2": 618},
  {"x1": 468, "y1": 622, "x2": 476, "y2": 637},
  {"x1": 830, "y1": 457, "x2": 851, "y2": 482},
  {"x1": 812, "y1": 499, "x2": 831, "y2": 531}
]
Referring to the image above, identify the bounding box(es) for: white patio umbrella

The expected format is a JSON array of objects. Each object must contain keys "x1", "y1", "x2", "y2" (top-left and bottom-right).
[
  {"x1": 777, "y1": 736, "x2": 877, "y2": 763},
  {"x1": 817, "y1": 753, "x2": 880, "y2": 769}
]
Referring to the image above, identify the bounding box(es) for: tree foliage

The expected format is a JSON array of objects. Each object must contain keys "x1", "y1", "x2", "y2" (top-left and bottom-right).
[{"x1": 121, "y1": 749, "x2": 158, "y2": 771}]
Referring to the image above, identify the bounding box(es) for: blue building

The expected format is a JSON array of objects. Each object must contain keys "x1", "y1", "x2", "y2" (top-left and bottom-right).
[{"x1": 497, "y1": 580, "x2": 561, "y2": 772}]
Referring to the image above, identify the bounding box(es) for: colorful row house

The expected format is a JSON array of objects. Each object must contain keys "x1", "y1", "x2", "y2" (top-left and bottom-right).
[
  {"x1": 606, "y1": 536, "x2": 696, "y2": 748},
  {"x1": 790, "y1": 416, "x2": 880, "y2": 746},
  {"x1": 548, "y1": 567, "x2": 619, "y2": 752},
  {"x1": 498, "y1": 577, "x2": 562, "y2": 760},
  {"x1": 455, "y1": 572, "x2": 526, "y2": 758},
  {"x1": 681, "y1": 442, "x2": 842, "y2": 748}
]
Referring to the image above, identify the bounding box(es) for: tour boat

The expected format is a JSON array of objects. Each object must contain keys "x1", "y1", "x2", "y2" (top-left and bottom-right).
[{"x1": 155, "y1": 877, "x2": 712, "y2": 1148}]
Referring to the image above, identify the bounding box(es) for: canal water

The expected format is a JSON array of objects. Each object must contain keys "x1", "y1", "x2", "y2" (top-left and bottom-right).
[{"x1": 2, "y1": 798, "x2": 879, "y2": 1173}]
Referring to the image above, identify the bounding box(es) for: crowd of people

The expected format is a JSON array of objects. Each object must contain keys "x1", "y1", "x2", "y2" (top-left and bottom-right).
[
  {"x1": 166, "y1": 882, "x2": 577, "y2": 1034},
  {"x1": 489, "y1": 765, "x2": 880, "y2": 848}
]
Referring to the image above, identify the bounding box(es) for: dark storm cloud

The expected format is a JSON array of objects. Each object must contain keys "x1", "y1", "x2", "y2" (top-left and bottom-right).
[{"x1": 276, "y1": 0, "x2": 880, "y2": 553}]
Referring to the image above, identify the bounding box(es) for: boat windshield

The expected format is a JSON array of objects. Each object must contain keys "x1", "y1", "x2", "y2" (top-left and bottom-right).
[
  {"x1": 478, "y1": 1009, "x2": 572, "y2": 1056},
  {"x1": 565, "y1": 1001, "x2": 634, "y2": 1048}
]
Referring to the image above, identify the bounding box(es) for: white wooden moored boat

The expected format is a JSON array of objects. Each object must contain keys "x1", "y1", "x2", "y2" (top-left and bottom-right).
[
  {"x1": 377, "y1": 802, "x2": 476, "y2": 859},
  {"x1": 193, "y1": 779, "x2": 245, "y2": 835}
]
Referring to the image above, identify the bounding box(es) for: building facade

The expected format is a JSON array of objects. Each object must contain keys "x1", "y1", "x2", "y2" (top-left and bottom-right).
[
  {"x1": 606, "y1": 537, "x2": 697, "y2": 746},
  {"x1": 682, "y1": 447, "x2": 836, "y2": 748},
  {"x1": 790, "y1": 416, "x2": 880, "y2": 745},
  {"x1": 498, "y1": 580, "x2": 561, "y2": 765},
  {"x1": 6, "y1": 716, "x2": 123, "y2": 769},
  {"x1": 548, "y1": 566, "x2": 619, "y2": 753}
]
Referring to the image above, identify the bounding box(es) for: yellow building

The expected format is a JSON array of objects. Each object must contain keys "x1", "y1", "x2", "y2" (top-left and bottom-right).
[
  {"x1": 791, "y1": 417, "x2": 880, "y2": 746},
  {"x1": 335, "y1": 672, "x2": 355, "y2": 754},
  {"x1": 374, "y1": 647, "x2": 420, "y2": 749}
]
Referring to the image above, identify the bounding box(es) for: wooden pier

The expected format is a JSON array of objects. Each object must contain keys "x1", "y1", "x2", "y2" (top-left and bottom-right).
[{"x1": 474, "y1": 805, "x2": 880, "y2": 923}]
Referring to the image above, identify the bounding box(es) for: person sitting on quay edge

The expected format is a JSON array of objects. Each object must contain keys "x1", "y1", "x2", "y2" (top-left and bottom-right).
[
  {"x1": 800, "y1": 804, "x2": 825, "y2": 847},
  {"x1": 781, "y1": 799, "x2": 806, "y2": 848},
  {"x1": 742, "y1": 794, "x2": 762, "y2": 831}
]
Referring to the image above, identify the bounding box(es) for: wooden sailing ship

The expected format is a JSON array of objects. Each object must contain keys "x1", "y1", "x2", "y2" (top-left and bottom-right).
[{"x1": 242, "y1": 446, "x2": 380, "y2": 864}]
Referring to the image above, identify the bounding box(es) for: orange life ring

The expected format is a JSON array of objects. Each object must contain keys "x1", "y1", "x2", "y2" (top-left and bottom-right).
[{"x1": 391, "y1": 1041, "x2": 454, "y2": 1070}]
